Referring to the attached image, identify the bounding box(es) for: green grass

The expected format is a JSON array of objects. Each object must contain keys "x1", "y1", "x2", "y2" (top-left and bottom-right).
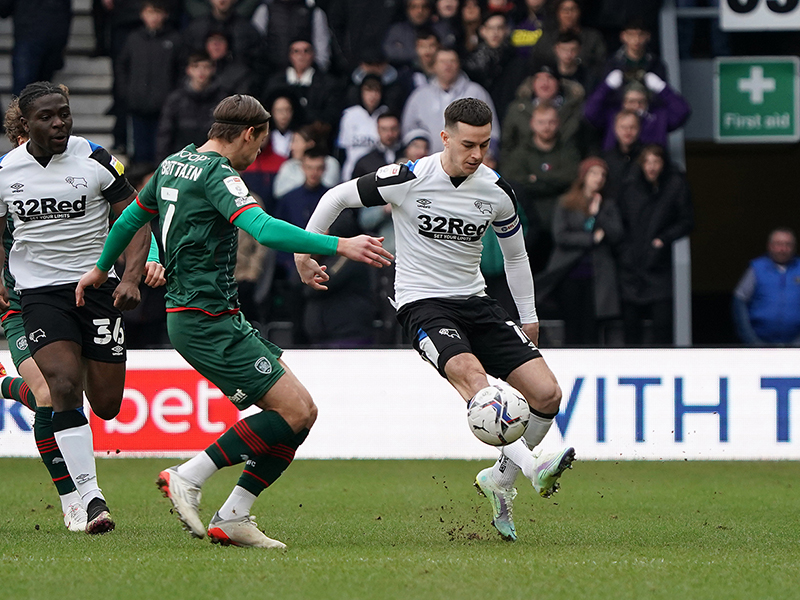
[{"x1": 1, "y1": 458, "x2": 799, "y2": 600}]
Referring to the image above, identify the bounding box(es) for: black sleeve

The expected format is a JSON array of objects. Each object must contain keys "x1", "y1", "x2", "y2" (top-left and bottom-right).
[
  {"x1": 89, "y1": 147, "x2": 137, "y2": 204},
  {"x1": 355, "y1": 163, "x2": 416, "y2": 208}
]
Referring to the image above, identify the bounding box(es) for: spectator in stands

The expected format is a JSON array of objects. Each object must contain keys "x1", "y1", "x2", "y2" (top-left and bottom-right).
[
  {"x1": 182, "y1": 0, "x2": 261, "y2": 73},
  {"x1": 343, "y1": 48, "x2": 411, "y2": 116},
  {"x1": 238, "y1": 93, "x2": 299, "y2": 212},
  {"x1": 510, "y1": 0, "x2": 547, "y2": 60},
  {"x1": 617, "y1": 144, "x2": 693, "y2": 346},
  {"x1": 539, "y1": 157, "x2": 623, "y2": 345},
  {"x1": 402, "y1": 48, "x2": 499, "y2": 153},
  {"x1": 460, "y1": 0, "x2": 483, "y2": 54},
  {"x1": 183, "y1": 0, "x2": 259, "y2": 19},
  {"x1": 384, "y1": 0, "x2": 434, "y2": 67},
  {"x1": 431, "y1": 0, "x2": 460, "y2": 50},
  {"x1": 262, "y1": 36, "x2": 341, "y2": 126},
  {"x1": 407, "y1": 27, "x2": 440, "y2": 90},
  {"x1": 326, "y1": 0, "x2": 398, "y2": 73},
  {"x1": 205, "y1": 28, "x2": 254, "y2": 96},
  {"x1": 399, "y1": 128, "x2": 432, "y2": 163},
  {"x1": 584, "y1": 70, "x2": 691, "y2": 151},
  {"x1": 535, "y1": 0, "x2": 606, "y2": 85},
  {"x1": 462, "y1": 12, "x2": 518, "y2": 120},
  {"x1": 551, "y1": 31, "x2": 596, "y2": 96},
  {"x1": 252, "y1": 0, "x2": 332, "y2": 75},
  {"x1": 337, "y1": 74, "x2": 388, "y2": 180},
  {"x1": 603, "y1": 109, "x2": 641, "y2": 199},
  {"x1": 501, "y1": 60, "x2": 585, "y2": 167},
  {"x1": 733, "y1": 228, "x2": 800, "y2": 346},
  {"x1": 502, "y1": 103, "x2": 581, "y2": 270},
  {"x1": 352, "y1": 113, "x2": 403, "y2": 177},
  {"x1": 303, "y1": 210, "x2": 376, "y2": 348},
  {"x1": 156, "y1": 52, "x2": 223, "y2": 160},
  {"x1": 116, "y1": 0, "x2": 181, "y2": 164},
  {"x1": 603, "y1": 17, "x2": 667, "y2": 87},
  {"x1": 2, "y1": 0, "x2": 72, "y2": 96},
  {"x1": 273, "y1": 121, "x2": 341, "y2": 200},
  {"x1": 274, "y1": 146, "x2": 331, "y2": 341}
]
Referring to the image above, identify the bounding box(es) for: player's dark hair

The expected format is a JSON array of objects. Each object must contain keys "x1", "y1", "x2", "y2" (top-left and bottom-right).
[
  {"x1": 4, "y1": 97, "x2": 25, "y2": 146},
  {"x1": 444, "y1": 98, "x2": 492, "y2": 130},
  {"x1": 17, "y1": 81, "x2": 70, "y2": 118},
  {"x1": 208, "y1": 94, "x2": 270, "y2": 142}
]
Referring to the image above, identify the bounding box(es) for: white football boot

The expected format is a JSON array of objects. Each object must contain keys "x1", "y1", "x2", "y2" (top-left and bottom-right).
[
  {"x1": 207, "y1": 512, "x2": 286, "y2": 549},
  {"x1": 531, "y1": 447, "x2": 576, "y2": 498},
  {"x1": 157, "y1": 466, "x2": 205, "y2": 538},
  {"x1": 474, "y1": 467, "x2": 518, "y2": 541}
]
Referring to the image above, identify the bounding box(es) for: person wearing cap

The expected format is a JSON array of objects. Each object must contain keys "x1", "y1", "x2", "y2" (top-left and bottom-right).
[
  {"x1": 77, "y1": 94, "x2": 393, "y2": 549},
  {"x1": 537, "y1": 157, "x2": 623, "y2": 345},
  {"x1": 584, "y1": 68, "x2": 691, "y2": 151},
  {"x1": 500, "y1": 58, "x2": 584, "y2": 169},
  {"x1": 399, "y1": 128, "x2": 431, "y2": 162}
]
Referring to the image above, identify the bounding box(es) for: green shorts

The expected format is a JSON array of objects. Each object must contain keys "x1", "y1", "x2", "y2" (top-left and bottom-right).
[
  {"x1": 1, "y1": 308, "x2": 31, "y2": 370},
  {"x1": 167, "y1": 310, "x2": 285, "y2": 409}
]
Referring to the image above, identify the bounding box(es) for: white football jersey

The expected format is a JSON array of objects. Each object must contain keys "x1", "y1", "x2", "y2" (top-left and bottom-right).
[
  {"x1": 0, "y1": 136, "x2": 134, "y2": 290},
  {"x1": 354, "y1": 153, "x2": 522, "y2": 308}
]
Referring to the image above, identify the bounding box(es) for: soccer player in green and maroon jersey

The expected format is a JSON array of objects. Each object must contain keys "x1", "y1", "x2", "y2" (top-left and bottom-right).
[{"x1": 76, "y1": 94, "x2": 392, "y2": 549}]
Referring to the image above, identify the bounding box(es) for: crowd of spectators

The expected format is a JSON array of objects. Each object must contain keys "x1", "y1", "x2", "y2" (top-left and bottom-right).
[{"x1": 13, "y1": 0, "x2": 713, "y2": 348}]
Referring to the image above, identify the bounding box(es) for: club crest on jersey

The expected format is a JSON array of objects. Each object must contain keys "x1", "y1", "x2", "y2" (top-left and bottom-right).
[
  {"x1": 416, "y1": 198, "x2": 432, "y2": 209},
  {"x1": 16, "y1": 336, "x2": 27, "y2": 351},
  {"x1": 474, "y1": 200, "x2": 492, "y2": 214},
  {"x1": 438, "y1": 328, "x2": 461, "y2": 339},
  {"x1": 10, "y1": 183, "x2": 23, "y2": 193},
  {"x1": 376, "y1": 164, "x2": 402, "y2": 179},
  {"x1": 65, "y1": 176, "x2": 88, "y2": 188}
]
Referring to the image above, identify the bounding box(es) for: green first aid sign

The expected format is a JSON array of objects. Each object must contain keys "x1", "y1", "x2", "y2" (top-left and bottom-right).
[{"x1": 714, "y1": 57, "x2": 799, "y2": 143}]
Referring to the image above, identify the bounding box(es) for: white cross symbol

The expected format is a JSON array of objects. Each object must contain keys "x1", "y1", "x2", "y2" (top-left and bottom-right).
[{"x1": 737, "y1": 66, "x2": 775, "y2": 105}]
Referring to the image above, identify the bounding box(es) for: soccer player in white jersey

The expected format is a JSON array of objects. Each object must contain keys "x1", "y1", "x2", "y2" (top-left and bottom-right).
[
  {"x1": 0, "y1": 82, "x2": 156, "y2": 534},
  {"x1": 296, "y1": 98, "x2": 575, "y2": 542}
]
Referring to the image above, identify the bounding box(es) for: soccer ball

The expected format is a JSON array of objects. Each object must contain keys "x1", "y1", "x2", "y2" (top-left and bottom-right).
[{"x1": 467, "y1": 385, "x2": 531, "y2": 446}]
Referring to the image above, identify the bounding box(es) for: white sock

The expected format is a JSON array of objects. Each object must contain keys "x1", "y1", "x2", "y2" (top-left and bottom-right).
[
  {"x1": 217, "y1": 485, "x2": 257, "y2": 521},
  {"x1": 176, "y1": 451, "x2": 218, "y2": 488},
  {"x1": 522, "y1": 413, "x2": 554, "y2": 449},
  {"x1": 501, "y1": 438, "x2": 536, "y2": 480},
  {"x1": 59, "y1": 490, "x2": 82, "y2": 514},
  {"x1": 491, "y1": 453, "x2": 520, "y2": 488},
  {"x1": 54, "y1": 423, "x2": 104, "y2": 505}
]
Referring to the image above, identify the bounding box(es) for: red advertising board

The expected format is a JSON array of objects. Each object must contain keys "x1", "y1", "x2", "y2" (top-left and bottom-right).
[{"x1": 90, "y1": 368, "x2": 240, "y2": 454}]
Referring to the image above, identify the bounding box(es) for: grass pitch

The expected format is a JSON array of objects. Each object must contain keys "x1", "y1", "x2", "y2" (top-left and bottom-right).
[{"x1": 1, "y1": 458, "x2": 799, "y2": 600}]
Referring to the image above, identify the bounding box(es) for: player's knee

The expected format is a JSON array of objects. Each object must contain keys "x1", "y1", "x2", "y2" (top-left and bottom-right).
[
  {"x1": 542, "y1": 381, "x2": 562, "y2": 414},
  {"x1": 47, "y1": 377, "x2": 82, "y2": 410},
  {"x1": 90, "y1": 395, "x2": 122, "y2": 421}
]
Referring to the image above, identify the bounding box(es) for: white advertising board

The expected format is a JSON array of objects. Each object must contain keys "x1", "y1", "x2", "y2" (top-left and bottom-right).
[{"x1": 1, "y1": 349, "x2": 799, "y2": 460}]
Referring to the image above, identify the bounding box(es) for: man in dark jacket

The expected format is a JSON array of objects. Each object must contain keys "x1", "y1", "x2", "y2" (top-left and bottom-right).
[
  {"x1": 182, "y1": 0, "x2": 262, "y2": 73},
  {"x1": 603, "y1": 109, "x2": 641, "y2": 199},
  {"x1": 117, "y1": 0, "x2": 182, "y2": 163},
  {"x1": 616, "y1": 144, "x2": 693, "y2": 345},
  {"x1": 156, "y1": 53, "x2": 224, "y2": 160}
]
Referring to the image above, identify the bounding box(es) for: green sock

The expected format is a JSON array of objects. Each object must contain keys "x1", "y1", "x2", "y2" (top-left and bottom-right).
[
  {"x1": 237, "y1": 429, "x2": 309, "y2": 496},
  {"x1": 1, "y1": 376, "x2": 36, "y2": 411},
  {"x1": 205, "y1": 410, "x2": 294, "y2": 468},
  {"x1": 34, "y1": 407, "x2": 77, "y2": 496}
]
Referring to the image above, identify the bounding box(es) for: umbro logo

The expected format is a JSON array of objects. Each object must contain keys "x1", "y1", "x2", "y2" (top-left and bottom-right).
[
  {"x1": 10, "y1": 182, "x2": 23, "y2": 193},
  {"x1": 416, "y1": 198, "x2": 432, "y2": 209},
  {"x1": 65, "y1": 176, "x2": 88, "y2": 188}
]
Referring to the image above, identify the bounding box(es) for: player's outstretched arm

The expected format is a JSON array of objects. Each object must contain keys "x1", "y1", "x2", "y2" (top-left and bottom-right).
[
  {"x1": 336, "y1": 235, "x2": 393, "y2": 267},
  {"x1": 110, "y1": 192, "x2": 152, "y2": 310}
]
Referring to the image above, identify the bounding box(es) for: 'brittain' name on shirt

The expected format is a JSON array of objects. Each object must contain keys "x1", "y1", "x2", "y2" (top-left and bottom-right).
[{"x1": 160, "y1": 160, "x2": 204, "y2": 181}]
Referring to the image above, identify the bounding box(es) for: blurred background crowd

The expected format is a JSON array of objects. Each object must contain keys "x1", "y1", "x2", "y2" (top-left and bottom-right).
[{"x1": 4, "y1": 0, "x2": 800, "y2": 349}]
